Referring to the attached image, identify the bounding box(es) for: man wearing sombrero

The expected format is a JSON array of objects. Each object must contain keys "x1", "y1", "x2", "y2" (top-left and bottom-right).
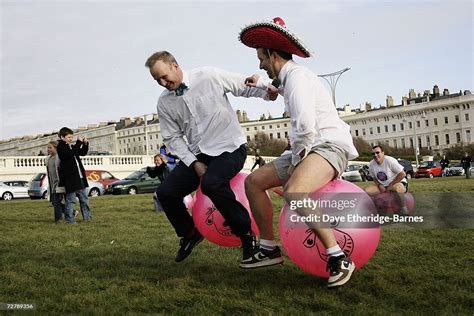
[{"x1": 240, "y1": 17, "x2": 359, "y2": 288}]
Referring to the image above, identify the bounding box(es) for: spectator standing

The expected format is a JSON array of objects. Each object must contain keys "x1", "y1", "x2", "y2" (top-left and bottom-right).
[{"x1": 460, "y1": 152, "x2": 472, "y2": 179}]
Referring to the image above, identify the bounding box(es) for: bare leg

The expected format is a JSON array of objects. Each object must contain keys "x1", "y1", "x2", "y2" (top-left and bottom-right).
[
  {"x1": 245, "y1": 163, "x2": 283, "y2": 240},
  {"x1": 283, "y1": 153, "x2": 337, "y2": 249}
]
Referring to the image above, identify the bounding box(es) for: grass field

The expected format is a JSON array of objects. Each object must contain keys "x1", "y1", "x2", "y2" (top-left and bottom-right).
[{"x1": 0, "y1": 177, "x2": 473, "y2": 314}]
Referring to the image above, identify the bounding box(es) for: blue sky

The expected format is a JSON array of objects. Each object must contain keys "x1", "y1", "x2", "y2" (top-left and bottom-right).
[{"x1": 1, "y1": 0, "x2": 472, "y2": 140}]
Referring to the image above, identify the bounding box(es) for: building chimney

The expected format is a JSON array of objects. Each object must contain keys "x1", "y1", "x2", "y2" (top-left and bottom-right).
[
  {"x1": 433, "y1": 85, "x2": 440, "y2": 97},
  {"x1": 408, "y1": 89, "x2": 416, "y2": 99},
  {"x1": 236, "y1": 110, "x2": 243, "y2": 123},
  {"x1": 443, "y1": 88, "x2": 449, "y2": 96},
  {"x1": 402, "y1": 96, "x2": 408, "y2": 106},
  {"x1": 120, "y1": 117, "x2": 132, "y2": 127},
  {"x1": 242, "y1": 111, "x2": 249, "y2": 122},
  {"x1": 283, "y1": 111, "x2": 290, "y2": 118},
  {"x1": 386, "y1": 96, "x2": 394, "y2": 107}
]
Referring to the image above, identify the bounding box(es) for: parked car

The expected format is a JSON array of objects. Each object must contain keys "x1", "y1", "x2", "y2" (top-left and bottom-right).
[
  {"x1": 341, "y1": 164, "x2": 372, "y2": 182},
  {"x1": 414, "y1": 161, "x2": 443, "y2": 178},
  {"x1": 3, "y1": 180, "x2": 29, "y2": 188},
  {"x1": 28, "y1": 173, "x2": 105, "y2": 199},
  {"x1": 0, "y1": 181, "x2": 29, "y2": 200},
  {"x1": 448, "y1": 163, "x2": 465, "y2": 176},
  {"x1": 85, "y1": 170, "x2": 120, "y2": 191},
  {"x1": 397, "y1": 159, "x2": 415, "y2": 179},
  {"x1": 107, "y1": 168, "x2": 161, "y2": 195}
]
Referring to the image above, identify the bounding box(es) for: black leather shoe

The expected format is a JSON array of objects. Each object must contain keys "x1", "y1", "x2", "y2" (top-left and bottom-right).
[{"x1": 175, "y1": 228, "x2": 204, "y2": 262}]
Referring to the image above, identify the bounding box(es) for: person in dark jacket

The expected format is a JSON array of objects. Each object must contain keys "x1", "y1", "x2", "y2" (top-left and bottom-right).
[
  {"x1": 460, "y1": 152, "x2": 472, "y2": 179},
  {"x1": 147, "y1": 153, "x2": 168, "y2": 212},
  {"x1": 147, "y1": 153, "x2": 168, "y2": 182},
  {"x1": 250, "y1": 154, "x2": 266, "y2": 171},
  {"x1": 440, "y1": 155, "x2": 450, "y2": 177},
  {"x1": 57, "y1": 127, "x2": 92, "y2": 224}
]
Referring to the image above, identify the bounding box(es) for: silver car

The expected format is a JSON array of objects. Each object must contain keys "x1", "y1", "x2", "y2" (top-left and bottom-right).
[
  {"x1": 0, "y1": 181, "x2": 29, "y2": 200},
  {"x1": 28, "y1": 173, "x2": 104, "y2": 199}
]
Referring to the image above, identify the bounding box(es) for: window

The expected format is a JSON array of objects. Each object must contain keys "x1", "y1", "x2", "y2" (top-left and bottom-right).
[
  {"x1": 401, "y1": 138, "x2": 405, "y2": 148},
  {"x1": 246, "y1": 135, "x2": 250, "y2": 142},
  {"x1": 269, "y1": 125, "x2": 272, "y2": 129},
  {"x1": 400, "y1": 123, "x2": 404, "y2": 131},
  {"x1": 444, "y1": 117, "x2": 448, "y2": 124},
  {"x1": 416, "y1": 121, "x2": 420, "y2": 128},
  {"x1": 277, "y1": 124, "x2": 280, "y2": 128},
  {"x1": 425, "y1": 119, "x2": 429, "y2": 127},
  {"x1": 377, "y1": 126, "x2": 381, "y2": 133},
  {"x1": 393, "y1": 139, "x2": 397, "y2": 148},
  {"x1": 270, "y1": 133, "x2": 273, "y2": 139},
  {"x1": 435, "y1": 135, "x2": 439, "y2": 146},
  {"x1": 426, "y1": 136, "x2": 430, "y2": 147},
  {"x1": 408, "y1": 122, "x2": 413, "y2": 129},
  {"x1": 465, "y1": 113, "x2": 470, "y2": 122},
  {"x1": 262, "y1": 126, "x2": 265, "y2": 130},
  {"x1": 467, "y1": 130, "x2": 471, "y2": 142},
  {"x1": 355, "y1": 130, "x2": 359, "y2": 137},
  {"x1": 284, "y1": 123, "x2": 287, "y2": 127},
  {"x1": 246, "y1": 128, "x2": 249, "y2": 131},
  {"x1": 362, "y1": 128, "x2": 366, "y2": 136},
  {"x1": 445, "y1": 134, "x2": 450, "y2": 145},
  {"x1": 384, "y1": 125, "x2": 388, "y2": 133},
  {"x1": 369, "y1": 127, "x2": 373, "y2": 135},
  {"x1": 456, "y1": 132, "x2": 461, "y2": 143},
  {"x1": 392, "y1": 124, "x2": 396, "y2": 132},
  {"x1": 284, "y1": 131, "x2": 288, "y2": 138},
  {"x1": 277, "y1": 132, "x2": 281, "y2": 139},
  {"x1": 254, "y1": 127, "x2": 257, "y2": 131},
  {"x1": 434, "y1": 118, "x2": 438, "y2": 126},
  {"x1": 455, "y1": 115, "x2": 459, "y2": 123}
]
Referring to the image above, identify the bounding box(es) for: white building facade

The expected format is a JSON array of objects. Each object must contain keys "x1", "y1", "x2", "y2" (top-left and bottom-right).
[{"x1": 1, "y1": 87, "x2": 472, "y2": 157}]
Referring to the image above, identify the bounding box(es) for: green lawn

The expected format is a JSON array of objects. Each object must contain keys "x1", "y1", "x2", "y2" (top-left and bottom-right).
[{"x1": 0, "y1": 177, "x2": 473, "y2": 314}]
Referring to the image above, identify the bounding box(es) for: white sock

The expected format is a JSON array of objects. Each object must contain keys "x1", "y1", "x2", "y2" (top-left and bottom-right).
[
  {"x1": 326, "y1": 245, "x2": 344, "y2": 258},
  {"x1": 260, "y1": 239, "x2": 277, "y2": 251}
]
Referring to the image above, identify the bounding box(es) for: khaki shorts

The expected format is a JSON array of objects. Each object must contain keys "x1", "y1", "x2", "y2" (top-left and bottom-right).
[{"x1": 272, "y1": 142, "x2": 348, "y2": 182}]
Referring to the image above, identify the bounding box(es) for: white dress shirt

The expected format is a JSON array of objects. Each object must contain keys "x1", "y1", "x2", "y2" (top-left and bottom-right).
[
  {"x1": 157, "y1": 67, "x2": 270, "y2": 166},
  {"x1": 268, "y1": 61, "x2": 359, "y2": 165}
]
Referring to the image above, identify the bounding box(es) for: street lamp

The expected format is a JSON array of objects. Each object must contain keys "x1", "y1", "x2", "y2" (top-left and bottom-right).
[
  {"x1": 404, "y1": 111, "x2": 426, "y2": 168},
  {"x1": 143, "y1": 113, "x2": 157, "y2": 156},
  {"x1": 318, "y1": 67, "x2": 350, "y2": 107}
]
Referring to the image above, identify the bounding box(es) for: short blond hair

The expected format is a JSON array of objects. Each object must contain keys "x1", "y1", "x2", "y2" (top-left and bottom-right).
[{"x1": 145, "y1": 51, "x2": 178, "y2": 69}]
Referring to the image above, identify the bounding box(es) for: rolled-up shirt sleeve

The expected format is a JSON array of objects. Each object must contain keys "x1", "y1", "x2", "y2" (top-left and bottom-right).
[
  {"x1": 213, "y1": 68, "x2": 272, "y2": 99},
  {"x1": 157, "y1": 101, "x2": 197, "y2": 167}
]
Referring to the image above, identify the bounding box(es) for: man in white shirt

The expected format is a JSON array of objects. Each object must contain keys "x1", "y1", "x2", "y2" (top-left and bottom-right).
[
  {"x1": 239, "y1": 17, "x2": 358, "y2": 288},
  {"x1": 145, "y1": 51, "x2": 276, "y2": 263},
  {"x1": 366, "y1": 145, "x2": 408, "y2": 214}
]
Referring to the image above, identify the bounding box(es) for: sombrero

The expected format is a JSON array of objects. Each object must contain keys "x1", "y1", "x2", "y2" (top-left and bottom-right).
[{"x1": 239, "y1": 17, "x2": 312, "y2": 58}]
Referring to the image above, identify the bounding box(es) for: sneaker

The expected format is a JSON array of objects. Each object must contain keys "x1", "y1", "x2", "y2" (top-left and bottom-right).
[
  {"x1": 239, "y1": 232, "x2": 258, "y2": 267},
  {"x1": 326, "y1": 255, "x2": 356, "y2": 288},
  {"x1": 240, "y1": 246, "x2": 284, "y2": 269},
  {"x1": 175, "y1": 228, "x2": 204, "y2": 262},
  {"x1": 74, "y1": 210, "x2": 79, "y2": 218}
]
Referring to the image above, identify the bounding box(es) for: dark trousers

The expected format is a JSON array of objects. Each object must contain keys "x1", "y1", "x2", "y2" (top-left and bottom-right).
[{"x1": 156, "y1": 144, "x2": 250, "y2": 238}]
